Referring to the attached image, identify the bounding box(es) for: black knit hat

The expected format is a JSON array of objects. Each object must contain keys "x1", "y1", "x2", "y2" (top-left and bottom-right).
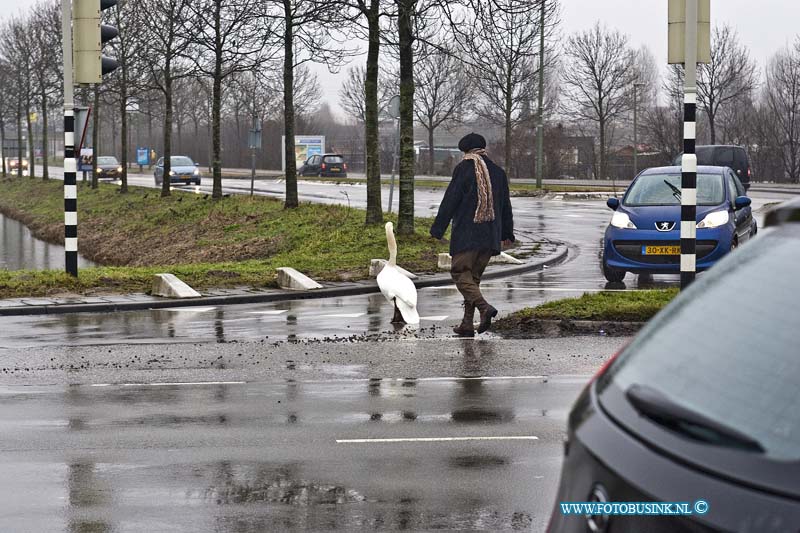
[{"x1": 458, "y1": 132, "x2": 486, "y2": 153}]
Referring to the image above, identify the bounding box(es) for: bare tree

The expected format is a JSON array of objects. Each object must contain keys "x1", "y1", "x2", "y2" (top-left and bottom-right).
[
  {"x1": 337, "y1": 0, "x2": 394, "y2": 225},
  {"x1": 135, "y1": 0, "x2": 192, "y2": 197},
  {"x1": 562, "y1": 22, "x2": 634, "y2": 179},
  {"x1": 338, "y1": 64, "x2": 394, "y2": 124},
  {"x1": 764, "y1": 44, "x2": 800, "y2": 183},
  {"x1": 0, "y1": 17, "x2": 28, "y2": 178},
  {"x1": 697, "y1": 25, "x2": 758, "y2": 144},
  {"x1": 413, "y1": 42, "x2": 470, "y2": 175},
  {"x1": 184, "y1": 0, "x2": 276, "y2": 199},
  {"x1": 264, "y1": 1, "x2": 349, "y2": 209}
]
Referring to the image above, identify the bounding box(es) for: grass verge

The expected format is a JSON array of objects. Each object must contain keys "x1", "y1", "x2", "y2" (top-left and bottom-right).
[
  {"x1": 501, "y1": 289, "x2": 678, "y2": 324},
  {"x1": 0, "y1": 177, "x2": 449, "y2": 298}
]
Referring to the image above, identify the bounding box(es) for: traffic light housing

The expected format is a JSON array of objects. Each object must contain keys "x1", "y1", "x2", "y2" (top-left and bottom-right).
[{"x1": 73, "y1": 0, "x2": 119, "y2": 84}]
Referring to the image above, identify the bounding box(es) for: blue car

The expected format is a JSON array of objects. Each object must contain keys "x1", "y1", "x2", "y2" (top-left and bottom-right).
[{"x1": 602, "y1": 165, "x2": 756, "y2": 282}]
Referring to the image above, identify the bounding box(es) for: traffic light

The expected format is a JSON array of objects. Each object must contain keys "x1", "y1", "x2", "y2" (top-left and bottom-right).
[{"x1": 73, "y1": 0, "x2": 119, "y2": 84}]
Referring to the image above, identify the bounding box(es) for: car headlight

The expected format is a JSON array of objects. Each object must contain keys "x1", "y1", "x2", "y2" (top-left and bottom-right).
[
  {"x1": 697, "y1": 210, "x2": 729, "y2": 229},
  {"x1": 169, "y1": 170, "x2": 176, "y2": 176},
  {"x1": 117, "y1": 166, "x2": 123, "y2": 172},
  {"x1": 193, "y1": 169, "x2": 200, "y2": 176},
  {"x1": 610, "y1": 212, "x2": 637, "y2": 229}
]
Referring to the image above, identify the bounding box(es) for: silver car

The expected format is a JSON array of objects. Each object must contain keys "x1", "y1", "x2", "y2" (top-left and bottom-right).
[{"x1": 154, "y1": 156, "x2": 202, "y2": 186}]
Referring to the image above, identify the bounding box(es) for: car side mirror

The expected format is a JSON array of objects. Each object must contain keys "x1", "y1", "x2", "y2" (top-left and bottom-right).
[
  {"x1": 607, "y1": 197, "x2": 620, "y2": 210},
  {"x1": 195, "y1": 163, "x2": 200, "y2": 167},
  {"x1": 734, "y1": 196, "x2": 751, "y2": 210}
]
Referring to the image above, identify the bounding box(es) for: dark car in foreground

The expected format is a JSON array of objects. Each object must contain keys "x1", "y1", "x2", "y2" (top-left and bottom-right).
[
  {"x1": 602, "y1": 165, "x2": 754, "y2": 282},
  {"x1": 674, "y1": 145, "x2": 752, "y2": 191},
  {"x1": 154, "y1": 156, "x2": 202, "y2": 186},
  {"x1": 95, "y1": 156, "x2": 122, "y2": 180},
  {"x1": 299, "y1": 153, "x2": 348, "y2": 177},
  {"x1": 549, "y1": 204, "x2": 800, "y2": 532}
]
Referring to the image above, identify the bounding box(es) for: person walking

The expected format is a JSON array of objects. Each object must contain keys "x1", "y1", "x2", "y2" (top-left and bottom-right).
[{"x1": 430, "y1": 133, "x2": 515, "y2": 336}]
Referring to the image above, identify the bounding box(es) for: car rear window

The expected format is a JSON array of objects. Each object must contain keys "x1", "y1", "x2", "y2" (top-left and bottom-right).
[
  {"x1": 323, "y1": 156, "x2": 344, "y2": 164},
  {"x1": 599, "y1": 233, "x2": 800, "y2": 461},
  {"x1": 624, "y1": 173, "x2": 725, "y2": 206}
]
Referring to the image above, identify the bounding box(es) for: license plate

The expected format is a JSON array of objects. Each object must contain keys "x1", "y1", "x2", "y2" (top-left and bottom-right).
[
  {"x1": 642, "y1": 245, "x2": 680, "y2": 255},
  {"x1": 330, "y1": 167, "x2": 341, "y2": 172}
]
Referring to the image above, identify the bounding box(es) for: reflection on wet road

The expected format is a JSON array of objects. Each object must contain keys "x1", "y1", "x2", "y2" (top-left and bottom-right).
[{"x1": 0, "y1": 373, "x2": 583, "y2": 532}]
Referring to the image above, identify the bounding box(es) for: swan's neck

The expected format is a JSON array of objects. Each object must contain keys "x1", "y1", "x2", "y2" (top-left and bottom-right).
[{"x1": 386, "y1": 226, "x2": 398, "y2": 266}]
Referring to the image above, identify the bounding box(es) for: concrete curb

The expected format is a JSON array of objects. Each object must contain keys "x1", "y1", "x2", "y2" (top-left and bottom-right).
[{"x1": 0, "y1": 244, "x2": 569, "y2": 317}]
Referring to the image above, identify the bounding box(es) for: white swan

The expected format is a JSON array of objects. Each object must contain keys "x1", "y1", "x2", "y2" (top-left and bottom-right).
[{"x1": 377, "y1": 222, "x2": 420, "y2": 325}]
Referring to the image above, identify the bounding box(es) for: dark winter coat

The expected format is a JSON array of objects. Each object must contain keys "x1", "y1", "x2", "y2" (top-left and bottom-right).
[{"x1": 430, "y1": 155, "x2": 515, "y2": 256}]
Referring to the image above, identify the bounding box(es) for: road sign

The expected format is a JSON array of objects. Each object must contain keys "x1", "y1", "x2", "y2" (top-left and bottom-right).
[
  {"x1": 248, "y1": 129, "x2": 262, "y2": 150},
  {"x1": 79, "y1": 148, "x2": 93, "y2": 172},
  {"x1": 282, "y1": 135, "x2": 325, "y2": 171}
]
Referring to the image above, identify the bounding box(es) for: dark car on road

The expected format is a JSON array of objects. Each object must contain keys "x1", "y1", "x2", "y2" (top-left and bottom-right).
[
  {"x1": 602, "y1": 165, "x2": 755, "y2": 282},
  {"x1": 299, "y1": 153, "x2": 348, "y2": 177},
  {"x1": 674, "y1": 145, "x2": 752, "y2": 191},
  {"x1": 549, "y1": 203, "x2": 800, "y2": 532},
  {"x1": 154, "y1": 156, "x2": 201, "y2": 186},
  {"x1": 95, "y1": 156, "x2": 122, "y2": 180}
]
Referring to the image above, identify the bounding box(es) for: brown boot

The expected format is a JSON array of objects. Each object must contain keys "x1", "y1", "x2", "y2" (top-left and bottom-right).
[
  {"x1": 453, "y1": 301, "x2": 475, "y2": 337},
  {"x1": 476, "y1": 299, "x2": 498, "y2": 334}
]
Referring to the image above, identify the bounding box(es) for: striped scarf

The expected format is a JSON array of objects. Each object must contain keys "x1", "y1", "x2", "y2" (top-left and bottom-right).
[{"x1": 463, "y1": 148, "x2": 495, "y2": 223}]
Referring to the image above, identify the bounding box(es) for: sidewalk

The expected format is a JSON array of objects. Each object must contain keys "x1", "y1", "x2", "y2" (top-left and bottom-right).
[{"x1": 0, "y1": 240, "x2": 568, "y2": 317}]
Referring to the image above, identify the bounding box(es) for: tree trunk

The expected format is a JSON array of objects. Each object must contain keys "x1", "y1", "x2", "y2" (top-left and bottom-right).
[
  {"x1": 428, "y1": 121, "x2": 434, "y2": 176},
  {"x1": 162, "y1": 68, "x2": 173, "y2": 197},
  {"x1": 41, "y1": 91, "x2": 49, "y2": 180},
  {"x1": 283, "y1": 3, "x2": 298, "y2": 209},
  {"x1": 396, "y1": 0, "x2": 415, "y2": 235},
  {"x1": 505, "y1": 69, "x2": 513, "y2": 178},
  {"x1": 363, "y1": 1, "x2": 383, "y2": 224},
  {"x1": 91, "y1": 86, "x2": 99, "y2": 189},
  {"x1": 0, "y1": 117, "x2": 5, "y2": 177},
  {"x1": 211, "y1": 1, "x2": 223, "y2": 199},
  {"x1": 16, "y1": 103, "x2": 23, "y2": 178},
  {"x1": 120, "y1": 72, "x2": 129, "y2": 193},
  {"x1": 599, "y1": 117, "x2": 606, "y2": 180},
  {"x1": 26, "y1": 101, "x2": 35, "y2": 178}
]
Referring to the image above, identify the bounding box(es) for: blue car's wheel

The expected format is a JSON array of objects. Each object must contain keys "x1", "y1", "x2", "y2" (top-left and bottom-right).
[{"x1": 602, "y1": 250, "x2": 626, "y2": 282}]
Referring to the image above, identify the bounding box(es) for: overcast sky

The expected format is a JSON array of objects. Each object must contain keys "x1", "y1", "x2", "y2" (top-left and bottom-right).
[{"x1": 1, "y1": 0, "x2": 796, "y2": 116}]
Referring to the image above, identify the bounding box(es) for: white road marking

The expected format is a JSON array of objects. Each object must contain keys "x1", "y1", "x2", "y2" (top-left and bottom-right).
[
  {"x1": 564, "y1": 214, "x2": 583, "y2": 218},
  {"x1": 419, "y1": 315, "x2": 449, "y2": 321},
  {"x1": 160, "y1": 307, "x2": 217, "y2": 313},
  {"x1": 337, "y1": 436, "x2": 539, "y2": 444},
  {"x1": 249, "y1": 310, "x2": 288, "y2": 315},
  {"x1": 317, "y1": 313, "x2": 366, "y2": 318},
  {"x1": 91, "y1": 381, "x2": 246, "y2": 387}
]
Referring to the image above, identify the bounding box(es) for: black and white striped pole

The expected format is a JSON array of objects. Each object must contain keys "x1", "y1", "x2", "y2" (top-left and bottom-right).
[
  {"x1": 680, "y1": 0, "x2": 698, "y2": 289},
  {"x1": 669, "y1": 0, "x2": 709, "y2": 289},
  {"x1": 62, "y1": 0, "x2": 79, "y2": 277}
]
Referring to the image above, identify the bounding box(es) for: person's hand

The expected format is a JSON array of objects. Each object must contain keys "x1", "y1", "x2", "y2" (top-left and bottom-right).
[{"x1": 502, "y1": 239, "x2": 514, "y2": 249}]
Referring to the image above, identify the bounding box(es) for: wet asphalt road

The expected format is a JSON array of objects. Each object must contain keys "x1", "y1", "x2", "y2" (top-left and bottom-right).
[
  {"x1": 0, "y1": 335, "x2": 627, "y2": 532},
  {"x1": 0, "y1": 170, "x2": 793, "y2": 531}
]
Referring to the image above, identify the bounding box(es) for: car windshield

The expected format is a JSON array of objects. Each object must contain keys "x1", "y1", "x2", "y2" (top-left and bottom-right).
[
  {"x1": 170, "y1": 157, "x2": 194, "y2": 166},
  {"x1": 598, "y1": 233, "x2": 800, "y2": 461},
  {"x1": 624, "y1": 173, "x2": 725, "y2": 206},
  {"x1": 323, "y1": 155, "x2": 344, "y2": 164},
  {"x1": 97, "y1": 157, "x2": 118, "y2": 165}
]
